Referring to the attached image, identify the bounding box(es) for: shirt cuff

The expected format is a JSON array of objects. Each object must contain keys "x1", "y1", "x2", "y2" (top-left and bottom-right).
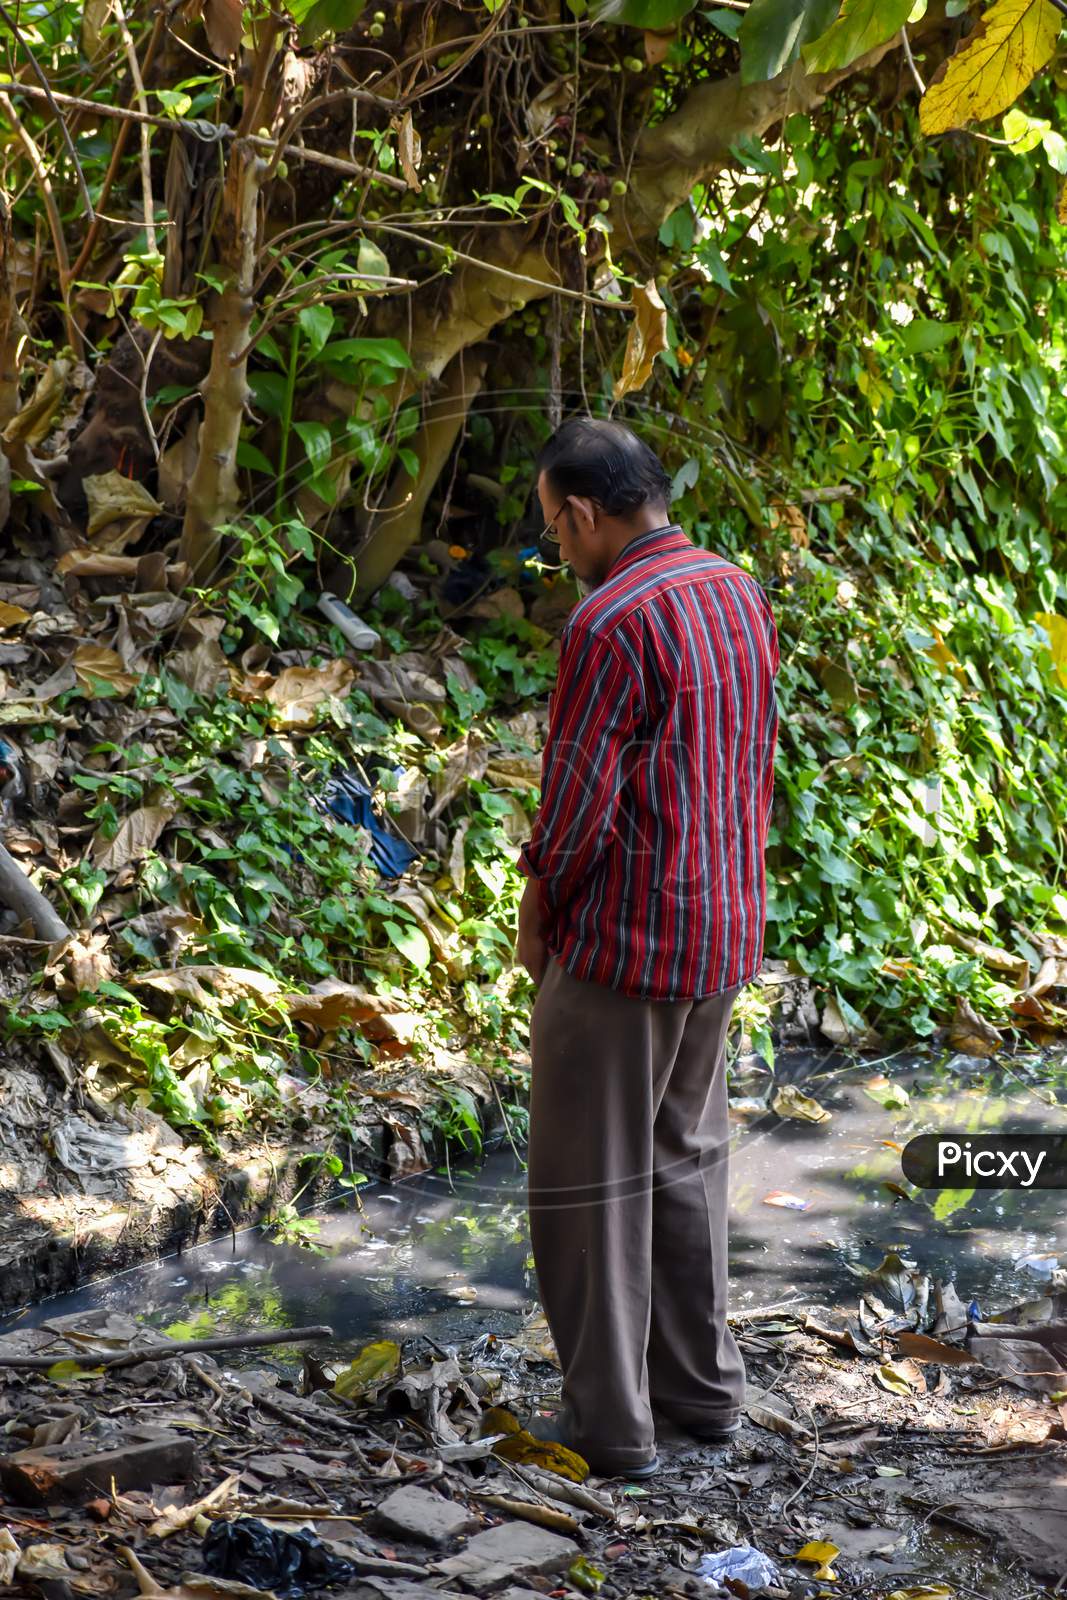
[{"x1": 518, "y1": 843, "x2": 553, "y2": 929}]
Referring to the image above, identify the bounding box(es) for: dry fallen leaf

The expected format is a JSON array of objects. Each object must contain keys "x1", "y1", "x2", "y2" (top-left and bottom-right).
[
  {"x1": 395, "y1": 108, "x2": 422, "y2": 190},
  {"x1": 771, "y1": 1083, "x2": 832, "y2": 1124},
  {"x1": 147, "y1": 1473, "x2": 239, "y2": 1539},
  {"x1": 91, "y1": 804, "x2": 175, "y2": 873},
  {"x1": 263, "y1": 659, "x2": 355, "y2": 728},
  {"x1": 613, "y1": 279, "x2": 668, "y2": 400},
  {"x1": 72, "y1": 644, "x2": 139, "y2": 698},
  {"x1": 0, "y1": 601, "x2": 31, "y2": 630},
  {"x1": 896, "y1": 1331, "x2": 977, "y2": 1366},
  {"x1": 948, "y1": 995, "x2": 1002, "y2": 1056}
]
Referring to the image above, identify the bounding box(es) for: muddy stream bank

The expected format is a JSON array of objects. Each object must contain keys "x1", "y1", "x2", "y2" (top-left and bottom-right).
[{"x1": 1, "y1": 1045, "x2": 1065, "y2": 1600}]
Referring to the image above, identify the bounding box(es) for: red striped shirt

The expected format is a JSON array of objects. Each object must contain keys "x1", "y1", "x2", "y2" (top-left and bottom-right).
[{"x1": 520, "y1": 524, "x2": 779, "y2": 1000}]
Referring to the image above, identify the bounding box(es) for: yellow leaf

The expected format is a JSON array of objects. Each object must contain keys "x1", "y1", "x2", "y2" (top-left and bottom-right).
[
  {"x1": 1035, "y1": 611, "x2": 1067, "y2": 686},
  {"x1": 793, "y1": 1541, "x2": 840, "y2": 1581},
  {"x1": 0, "y1": 601, "x2": 31, "y2": 630},
  {"x1": 333, "y1": 1338, "x2": 401, "y2": 1400},
  {"x1": 771, "y1": 1083, "x2": 831, "y2": 1124},
  {"x1": 919, "y1": 0, "x2": 1062, "y2": 135},
  {"x1": 876, "y1": 1360, "x2": 916, "y2": 1396},
  {"x1": 1060, "y1": 181, "x2": 1067, "y2": 222},
  {"x1": 927, "y1": 627, "x2": 966, "y2": 681},
  {"x1": 480, "y1": 1404, "x2": 522, "y2": 1437},
  {"x1": 493, "y1": 1427, "x2": 589, "y2": 1482},
  {"x1": 613, "y1": 279, "x2": 668, "y2": 400},
  {"x1": 887, "y1": 1589, "x2": 954, "y2": 1600}
]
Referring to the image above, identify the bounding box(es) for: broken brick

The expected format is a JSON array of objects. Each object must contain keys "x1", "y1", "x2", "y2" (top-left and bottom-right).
[{"x1": 0, "y1": 1431, "x2": 199, "y2": 1504}]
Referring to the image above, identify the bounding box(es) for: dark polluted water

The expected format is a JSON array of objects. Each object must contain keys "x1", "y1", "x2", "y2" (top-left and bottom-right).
[
  {"x1": 5, "y1": 1047, "x2": 1065, "y2": 1600},
  {"x1": 7, "y1": 1046, "x2": 1065, "y2": 1345}
]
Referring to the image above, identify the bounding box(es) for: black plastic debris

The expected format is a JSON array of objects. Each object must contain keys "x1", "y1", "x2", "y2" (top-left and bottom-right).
[
  {"x1": 201, "y1": 1517, "x2": 357, "y2": 1598},
  {"x1": 318, "y1": 770, "x2": 420, "y2": 879}
]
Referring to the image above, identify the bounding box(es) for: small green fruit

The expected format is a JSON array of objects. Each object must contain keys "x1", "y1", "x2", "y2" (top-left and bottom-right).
[
  {"x1": 478, "y1": 112, "x2": 491, "y2": 128},
  {"x1": 554, "y1": 155, "x2": 568, "y2": 170},
  {"x1": 597, "y1": 198, "x2": 610, "y2": 213},
  {"x1": 373, "y1": 7, "x2": 385, "y2": 18},
  {"x1": 611, "y1": 178, "x2": 628, "y2": 196},
  {"x1": 570, "y1": 161, "x2": 585, "y2": 177},
  {"x1": 624, "y1": 55, "x2": 644, "y2": 72},
  {"x1": 369, "y1": 20, "x2": 384, "y2": 36},
  {"x1": 276, "y1": 159, "x2": 289, "y2": 179}
]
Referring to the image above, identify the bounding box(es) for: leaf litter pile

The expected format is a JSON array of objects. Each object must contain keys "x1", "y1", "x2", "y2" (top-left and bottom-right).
[{"x1": 1, "y1": 1249, "x2": 1065, "y2": 1600}]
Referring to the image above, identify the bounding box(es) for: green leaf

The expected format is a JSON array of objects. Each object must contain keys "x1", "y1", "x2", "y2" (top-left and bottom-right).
[
  {"x1": 295, "y1": 0, "x2": 367, "y2": 44},
  {"x1": 293, "y1": 420, "x2": 333, "y2": 474},
  {"x1": 384, "y1": 919, "x2": 432, "y2": 972},
  {"x1": 318, "y1": 337, "x2": 411, "y2": 370},
  {"x1": 298, "y1": 303, "x2": 335, "y2": 357},
  {"x1": 932, "y1": 1186, "x2": 975, "y2": 1219},
  {"x1": 1002, "y1": 106, "x2": 1051, "y2": 151},
  {"x1": 739, "y1": 0, "x2": 840, "y2": 84},
  {"x1": 704, "y1": 7, "x2": 744, "y2": 38},
  {"x1": 47, "y1": 1360, "x2": 106, "y2": 1383},
  {"x1": 596, "y1": 0, "x2": 698, "y2": 24},
  {"x1": 695, "y1": 235, "x2": 734, "y2": 294},
  {"x1": 236, "y1": 439, "x2": 275, "y2": 475},
  {"x1": 897, "y1": 318, "x2": 959, "y2": 354},
  {"x1": 356, "y1": 237, "x2": 392, "y2": 284},
  {"x1": 802, "y1": 0, "x2": 913, "y2": 73}
]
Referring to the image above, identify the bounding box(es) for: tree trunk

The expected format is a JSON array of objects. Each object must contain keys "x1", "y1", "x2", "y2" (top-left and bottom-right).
[
  {"x1": 349, "y1": 352, "x2": 488, "y2": 602},
  {"x1": 178, "y1": 137, "x2": 267, "y2": 582}
]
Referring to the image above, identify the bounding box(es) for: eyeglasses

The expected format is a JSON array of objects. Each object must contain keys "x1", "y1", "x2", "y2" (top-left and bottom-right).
[{"x1": 539, "y1": 498, "x2": 569, "y2": 547}]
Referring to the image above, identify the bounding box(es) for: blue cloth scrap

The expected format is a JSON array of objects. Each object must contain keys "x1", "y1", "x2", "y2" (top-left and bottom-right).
[{"x1": 319, "y1": 770, "x2": 420, "y2": 879}]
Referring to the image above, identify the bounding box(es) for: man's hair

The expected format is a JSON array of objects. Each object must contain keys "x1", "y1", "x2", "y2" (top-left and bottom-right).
[{"x1": 536, "y1": 417, "x2": 672, "y2": 518}]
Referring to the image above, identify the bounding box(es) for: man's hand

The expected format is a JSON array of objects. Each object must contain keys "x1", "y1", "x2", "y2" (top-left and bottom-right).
[{"x1": 517, "y1": 875, "x2": 548, "y2": 985}]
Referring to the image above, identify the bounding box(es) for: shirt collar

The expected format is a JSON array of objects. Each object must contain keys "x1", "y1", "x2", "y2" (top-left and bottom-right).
[{"x1": 606, "y1": 523, "x2": 691, "y2": 579}]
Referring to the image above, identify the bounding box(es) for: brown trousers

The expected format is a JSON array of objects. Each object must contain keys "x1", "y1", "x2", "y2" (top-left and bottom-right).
[{"x1": 528, "y1": 956, "x2": 745, "y2": 1470}]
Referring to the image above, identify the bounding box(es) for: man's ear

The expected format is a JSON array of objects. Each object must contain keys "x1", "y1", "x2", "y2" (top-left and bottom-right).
[{"x1": 569, "y1": 497, "x2": 597, "y2": 536}]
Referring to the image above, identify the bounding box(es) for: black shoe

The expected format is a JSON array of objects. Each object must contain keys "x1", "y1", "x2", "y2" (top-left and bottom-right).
[
  {"x1": 526, "y1": 1411, "x2": 660, "y2": 1480},
  {"x1": 682, "y1": 1419, "x2": 741, "y2": 1444}
]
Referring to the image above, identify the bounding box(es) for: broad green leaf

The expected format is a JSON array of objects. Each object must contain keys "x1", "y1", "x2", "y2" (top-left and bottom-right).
[
  {"x1": 318, "y1": 337, "x2": 411, "y2": 370},
  {"x1": 594, "y1": 0, "x2": 697, "y2": 24},
  {"x1": 1042, "y1": 127, "x2": 1067, "y2": 171},
  {"x1": 705, "y1": 7, "x2": 744, "y2": 38},
  {"x1": 739, "y1": 0, "x2": 840, "y2": 85},
  {"x1": 695, "y1": 236, "x2": 734, "y2": 294},
  {"x1": 802, "y1": 0, "x2": 913, "y2": 73},
  {"x1": 236, "y1": 439, "x2": 275, "y2": 475},
  {"x1": 932, "y1": 1186, "x2": 975, "y2": 1219},
  {"x1": 1002, "y1": 106, "x2": 1051, "y2": 150},
  {"x1": 897, "y1": 318, "x2": 959, "y2": 354},
  {"x1": 295, "y1": 0, "x2": 366, "y2": 44},
  {"x1": 293, "y1": 420, "x2": 333, "y2": 474},
  {"x1": 919, "y1": 0, "x2": 1062, "y2": 134},
  {"x1": 356, "y1": 237, "x2": 392, "y2": 284},
  {"x1": 298, "y1": 303, "x2": 335, "y2": 357},
  {"x1": 384, "y1": 919, "x2": 432, "y2": 972},
  {"x1": 863, "y1": 1074, "x2": 910, "y2": 1111}
]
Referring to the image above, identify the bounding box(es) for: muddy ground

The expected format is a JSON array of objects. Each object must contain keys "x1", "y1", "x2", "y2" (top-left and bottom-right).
[{"x1": 0, "y1": 1268, "x2": 1064, "y2": 1600}]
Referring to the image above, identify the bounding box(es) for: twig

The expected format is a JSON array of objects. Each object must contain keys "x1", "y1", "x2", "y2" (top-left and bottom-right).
[
  {"x1": 113, "y1": 0, "x2": 157, "y2": 251},
  {"x1": 899, "y1": 28, "x2": 926, "y2": 96},
  {"x1": 0, "y1": 1323, "x2": 335, "y2": 1370},
  {"x1": 0, "y1": 84, "x2": 408, "y2": 191},
  {"x1": 0, "y1": 95, "x2": 82, "y2": 358},
  {"x1": 781, "y1": 1402, "x2": 820, "y2": 1513}
]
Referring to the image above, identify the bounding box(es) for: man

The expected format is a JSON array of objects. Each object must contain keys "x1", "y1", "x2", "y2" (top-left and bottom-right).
[{"x1": 517, "y1": 417, "x2": 779, "y2": 1480}]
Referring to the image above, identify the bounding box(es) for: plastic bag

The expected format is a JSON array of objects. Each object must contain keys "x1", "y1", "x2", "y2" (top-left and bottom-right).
[
  {"x1": 697, "y1": 1544, "x2": 781, "y2": 1590},
  {"x1": 201, "y1": 1518, "x2": 355, "y2": 1599}
]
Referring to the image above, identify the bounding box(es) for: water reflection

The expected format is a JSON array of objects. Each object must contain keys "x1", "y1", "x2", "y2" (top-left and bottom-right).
[{"x1": 4, "y1": 1047, "x2": 1065, "y2": 1345}]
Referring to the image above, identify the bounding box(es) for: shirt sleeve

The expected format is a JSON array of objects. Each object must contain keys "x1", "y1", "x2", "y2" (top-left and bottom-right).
[{"x1": 519, "y1": 623, "x2": 642, "y2": 929}]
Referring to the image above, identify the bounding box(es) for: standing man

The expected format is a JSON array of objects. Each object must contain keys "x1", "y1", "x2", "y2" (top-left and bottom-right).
[{"x1": 517, "y1": 417, "x2": 779, "y2": 1480}]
